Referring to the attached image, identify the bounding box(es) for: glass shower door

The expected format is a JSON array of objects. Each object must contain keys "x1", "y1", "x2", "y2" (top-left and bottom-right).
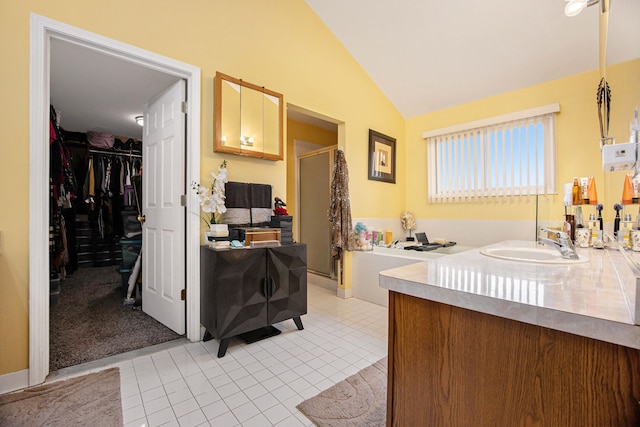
[{"x1": 299, "y1": 147, "x2": 335, "y2": 277}]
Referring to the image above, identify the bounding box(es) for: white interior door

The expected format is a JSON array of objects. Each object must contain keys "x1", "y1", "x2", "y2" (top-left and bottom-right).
[{"x1": 142, "y1": 80, "x2": 186, "y2": 334}]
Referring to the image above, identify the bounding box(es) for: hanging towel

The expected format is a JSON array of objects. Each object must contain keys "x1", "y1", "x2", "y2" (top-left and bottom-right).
[
  {"x1": 329, "y1": 150, "x2": 354, "y2": 259},
  {"x1": 225, "y1": 182, "x2": 250, "y2": 208},
  {"x1": 224, "y1": 182, "x2": 251, "y2": 226},
  {"x1": 250, "y1": 183, "x2": 272, "y2": 226},
  {"x1": 250, "y1": 183, "x2": 272, "y2": 208}
]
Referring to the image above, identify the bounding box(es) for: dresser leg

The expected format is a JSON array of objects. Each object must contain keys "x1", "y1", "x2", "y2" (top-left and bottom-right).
[
  {"x1": 293, "y1": 317, "x2": 304, "y2": 330},
  {"x1": 217, "y1": 338, "x2": 230, "y2": 358}
]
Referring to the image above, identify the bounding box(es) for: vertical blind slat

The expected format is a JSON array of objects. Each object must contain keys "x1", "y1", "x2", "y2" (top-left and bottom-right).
[
  {"x1": 524, "y1": 118, "x2": 530, "y2": 196},
  {"x1": 451, "y1": 135, "x2": 455, "y2": 202}
]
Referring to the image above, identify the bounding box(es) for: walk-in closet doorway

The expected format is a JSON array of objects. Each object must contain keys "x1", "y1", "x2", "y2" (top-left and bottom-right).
[
  {"x1": 48, "y1": 37, "x2": 185, "y2": 374},
  {"x1": 29, "y1": 14, "x2": 202, "y2": 386}
]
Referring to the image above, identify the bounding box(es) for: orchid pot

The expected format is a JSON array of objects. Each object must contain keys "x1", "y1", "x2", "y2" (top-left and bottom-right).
[{"x1": 209, "y1": 223, "x2": 228, "y2": 232}]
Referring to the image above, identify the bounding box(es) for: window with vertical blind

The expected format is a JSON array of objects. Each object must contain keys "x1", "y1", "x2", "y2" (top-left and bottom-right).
[{"x1": 423, "y1": 104, "x2": 559, "y2": 203}]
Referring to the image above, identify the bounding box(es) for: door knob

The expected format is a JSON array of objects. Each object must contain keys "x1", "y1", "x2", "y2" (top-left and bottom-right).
[{"x1": 137, "y1": 215, "x2": 146, "y2": 224}]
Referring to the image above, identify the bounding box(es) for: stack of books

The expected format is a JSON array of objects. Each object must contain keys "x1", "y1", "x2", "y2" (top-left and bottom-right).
[
  {"x1": 205, "y1": 228, "x2": 230, "y2": 249},
  {"x1": 270, "y1": 216, "x2": 293, "y2": 244}
]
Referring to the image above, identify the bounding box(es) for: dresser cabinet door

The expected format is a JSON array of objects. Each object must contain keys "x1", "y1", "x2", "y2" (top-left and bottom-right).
[
  {"x1": 266, "y1": 244, "x2": 307, "y2": 325},
  {"x1": 201, "y1": 247, "x2": 268, "y2": 339}
]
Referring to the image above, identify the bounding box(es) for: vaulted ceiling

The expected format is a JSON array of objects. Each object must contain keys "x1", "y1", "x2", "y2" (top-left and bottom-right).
[
  {"x1": 50, "y1": 1, "x2": 640, "y2": 138},
  {"x1": 305, "y1": 0, "x2": 640, "y2": 118}
]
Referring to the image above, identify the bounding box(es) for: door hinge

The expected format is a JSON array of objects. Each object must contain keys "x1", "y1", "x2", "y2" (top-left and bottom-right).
[
  {"x1": 181, "y1": 101, "x2": 188, "y2": 114},
  {"x1": 181, "y1": 289, "x2": 186, "y2": 301},
  {"x1": 180, "y1": 194, "x2": 187, "y2": 207}
]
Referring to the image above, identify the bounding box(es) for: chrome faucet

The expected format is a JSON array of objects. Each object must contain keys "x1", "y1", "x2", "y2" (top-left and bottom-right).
[{"x1": 538, "y1": 228, "x2": 580, "y2": 260}]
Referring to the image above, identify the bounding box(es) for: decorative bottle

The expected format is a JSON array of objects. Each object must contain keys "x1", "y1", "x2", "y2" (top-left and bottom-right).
[
  {"x1": 565, "y1": 214, "x2": 575, "y2": 242},
  {"x1": 587, "y1": 176, "x2": 598, "y2": 205},
  {"x1": 572, "y1": 177, "x2": 581, "y2": 205},
  {"x1": 622, "y1": 175, "x2": 633, "y2": 205}
]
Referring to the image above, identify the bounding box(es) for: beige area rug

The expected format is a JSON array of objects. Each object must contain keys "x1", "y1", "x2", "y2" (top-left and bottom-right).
[
  {"x1": 0, "y1": 367, "x2": 122, "y2": 427},
  {"x1": 297, "y1": 358, "x2": 387, "y2": 427}
]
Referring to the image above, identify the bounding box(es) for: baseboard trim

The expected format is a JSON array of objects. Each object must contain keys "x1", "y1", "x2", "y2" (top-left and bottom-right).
[
  {"x1": 307, "y1": 272, "x2": 337, "y2": 291},
  {"x1": 0, "y1": 369, "x2": 29, "y2": 394},
  {"x1": 337, "y1": 287, "x2": 352, "y2": 299}
]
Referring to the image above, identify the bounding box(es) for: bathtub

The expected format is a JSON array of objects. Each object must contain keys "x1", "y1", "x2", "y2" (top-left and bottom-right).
[{"x1": 351, "y1": 245, "x2": 472, "y2": 307}]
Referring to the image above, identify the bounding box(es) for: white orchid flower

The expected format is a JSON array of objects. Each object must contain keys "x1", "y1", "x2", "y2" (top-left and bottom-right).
[
  {"x1": 193, "y1": 160, "x2": 228, "y2": 224},
  {"x1": 200, "y1": 196, "x2": 215, "y2": 213}
]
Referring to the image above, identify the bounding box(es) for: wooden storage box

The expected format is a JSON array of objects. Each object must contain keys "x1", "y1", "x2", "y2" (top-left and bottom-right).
[{"x1": 244, "y1": 228, "x2": 281, "y2": 246}]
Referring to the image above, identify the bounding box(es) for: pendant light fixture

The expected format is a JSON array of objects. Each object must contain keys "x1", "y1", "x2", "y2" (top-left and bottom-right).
[{"x1": 564, "y1": 0, "x2": 600, "y2": 17}]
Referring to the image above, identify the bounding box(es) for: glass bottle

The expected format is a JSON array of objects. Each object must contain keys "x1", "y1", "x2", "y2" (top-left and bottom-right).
[{"x1": 572, "y1": 177, "x2": 581, "y2": 205}]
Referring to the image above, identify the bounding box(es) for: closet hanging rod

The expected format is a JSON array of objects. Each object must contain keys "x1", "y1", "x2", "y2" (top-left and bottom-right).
[{"x1": 89, "y1": 148, "x2": 142, "y2": 159}]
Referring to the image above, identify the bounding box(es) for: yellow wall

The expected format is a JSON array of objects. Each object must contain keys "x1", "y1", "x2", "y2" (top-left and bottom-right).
[
  {"x1": 0, "y1": 1, "x2": 404, "y2": 375},
  {"x1": 3, "y1": 0, "x2": 635, "y2": 378},
  {"x1": 405, "y1": 59, "x2": 640, "y2": 223}
]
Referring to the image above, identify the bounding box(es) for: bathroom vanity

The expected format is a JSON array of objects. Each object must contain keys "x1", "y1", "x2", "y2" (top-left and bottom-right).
[{"x1": 380, "y1": 240, "x2": 640, "y2": 426}]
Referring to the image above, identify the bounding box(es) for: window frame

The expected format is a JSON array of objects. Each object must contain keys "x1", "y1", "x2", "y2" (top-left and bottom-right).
[{"x1": 423, "y1": 104, "x2": 560, "y2": 203}]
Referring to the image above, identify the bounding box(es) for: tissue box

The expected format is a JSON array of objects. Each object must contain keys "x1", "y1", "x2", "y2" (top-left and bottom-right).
[
  {"x1": 242, "y1": 228, "x2": 281, "y2": 246},
  {"x1": 602, "y1": 142, "x2": 636, "y2": 172}
]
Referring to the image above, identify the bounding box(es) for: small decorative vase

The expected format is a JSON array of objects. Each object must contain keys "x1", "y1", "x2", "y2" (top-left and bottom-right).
[
  {"x1": 207, "y1": 223, "x2": 229, "y2": 241},
  {"x1": 575, "y1": 228, "x2": 591, "y2": 248}
]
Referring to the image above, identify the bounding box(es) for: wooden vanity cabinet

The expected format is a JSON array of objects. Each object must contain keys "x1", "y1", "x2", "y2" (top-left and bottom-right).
[
  {"x1": 386, "y1": 291, "x2": 640, "y2": 426},
  {"x1": 200, "y1": 244, "x2": 307, "y2": 357}
]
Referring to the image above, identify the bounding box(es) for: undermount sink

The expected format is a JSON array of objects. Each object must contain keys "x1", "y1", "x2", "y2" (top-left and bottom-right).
[{"x1": 480, "y1": 246, "x2": 589, "y2": 264}]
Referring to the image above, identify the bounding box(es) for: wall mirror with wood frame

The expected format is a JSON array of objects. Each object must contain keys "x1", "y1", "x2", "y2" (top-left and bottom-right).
[{"x1": 214, "y1": 72, "x2": 284, "y2": 161}]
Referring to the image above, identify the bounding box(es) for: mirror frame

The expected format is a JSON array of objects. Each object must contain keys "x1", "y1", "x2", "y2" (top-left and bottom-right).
[{"x1": 214, "y1": 71, "x2": 284, "y2": 161}]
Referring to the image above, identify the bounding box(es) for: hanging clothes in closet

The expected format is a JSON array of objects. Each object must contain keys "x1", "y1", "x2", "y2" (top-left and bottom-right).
[
  {"x1": 49, "y1": 105, "x2": 79, "y2": 278},
  {"x1": 61, "y1": 128, "x2": 142, "y2": 268},
  {"x1": 84, "y1": 153, "x2": 142, "y2": 240}
]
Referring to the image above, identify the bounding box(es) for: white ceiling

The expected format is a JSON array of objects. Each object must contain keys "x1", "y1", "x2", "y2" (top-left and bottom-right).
[
  {"x1": 50, "y1": 1, "x2": 639, "y2": 138},
  {"x1": 50, "y1": 38, "x2": 180, "y2": 139},
  {"x1": 305, "y1": 0, "x2": 640, "y2": 118}
]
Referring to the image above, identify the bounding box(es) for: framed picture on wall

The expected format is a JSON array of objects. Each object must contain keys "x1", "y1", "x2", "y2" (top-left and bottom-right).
[{"x1": 368, "y1": 129, "x2": 396, "y2": 183}]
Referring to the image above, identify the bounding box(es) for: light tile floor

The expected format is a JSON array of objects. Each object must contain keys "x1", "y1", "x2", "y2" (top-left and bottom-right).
[{"x1": 49, "y1": 284, "x2": 388, "y2": 426}]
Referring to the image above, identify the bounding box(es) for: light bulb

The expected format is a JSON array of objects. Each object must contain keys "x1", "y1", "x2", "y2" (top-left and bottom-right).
[{"x1": 565, "y1": 0, "x2": 588, "y2": 17}]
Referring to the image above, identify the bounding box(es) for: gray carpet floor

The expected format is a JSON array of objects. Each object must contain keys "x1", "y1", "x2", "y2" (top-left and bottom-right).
[{"x1": 50, "y1": 266, "x2": 182, "y2": 371}]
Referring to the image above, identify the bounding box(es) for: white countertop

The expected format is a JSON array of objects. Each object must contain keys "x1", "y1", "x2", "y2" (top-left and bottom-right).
[{"x1": 379, "y1": 240, "x2": 640, "y2": 350}]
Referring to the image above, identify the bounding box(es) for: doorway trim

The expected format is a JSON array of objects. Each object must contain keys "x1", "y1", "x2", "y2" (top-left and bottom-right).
[{"x1": 29, "y1": 14, "x2": 202, "y2": 386}]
